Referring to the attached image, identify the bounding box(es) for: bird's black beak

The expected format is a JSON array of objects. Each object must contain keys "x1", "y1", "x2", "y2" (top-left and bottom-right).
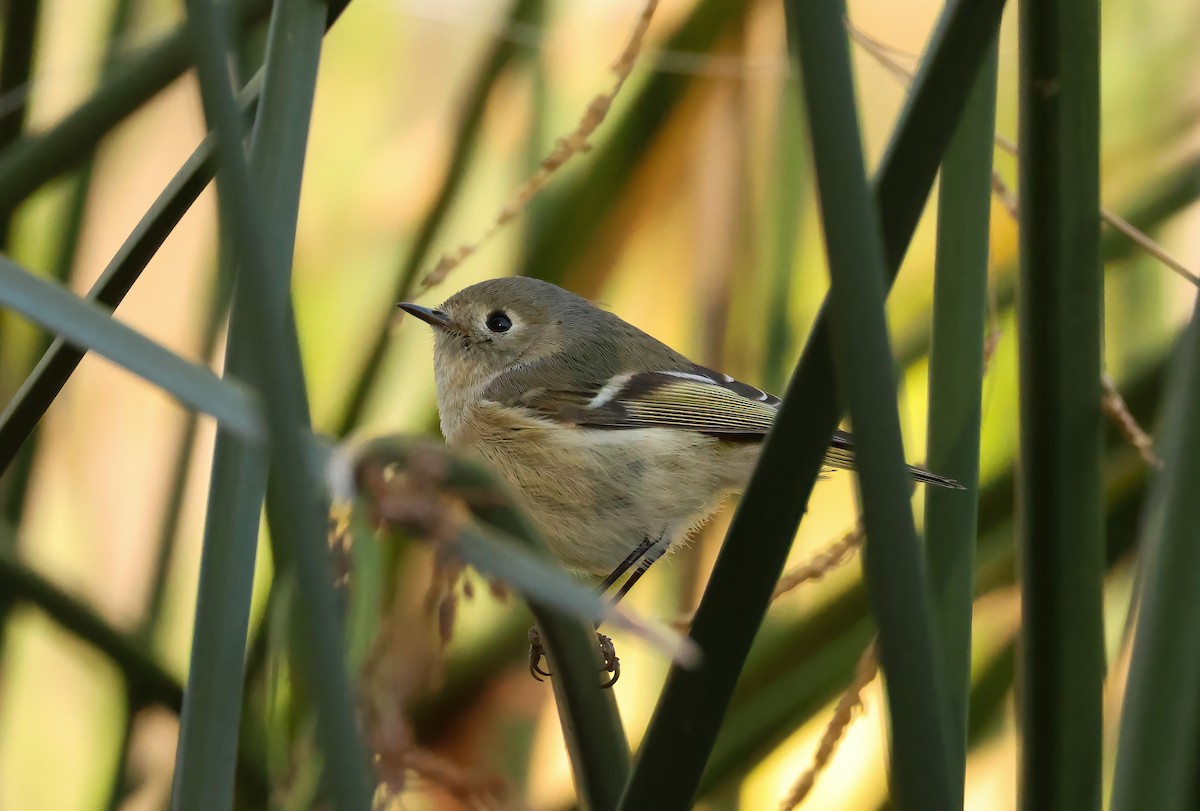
[{"x1": 397, "y1": 302, "x2": 458, "y2": 333}]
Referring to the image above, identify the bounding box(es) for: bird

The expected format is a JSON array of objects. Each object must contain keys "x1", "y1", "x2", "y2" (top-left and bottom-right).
[{"x1": 399, "y1": 276, "x2": 961, "y2": 684}]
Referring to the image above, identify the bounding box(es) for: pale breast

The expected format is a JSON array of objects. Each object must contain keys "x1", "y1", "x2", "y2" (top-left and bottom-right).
[{"x1": 448, "y1": 401, "x2": 759, "y2": 574}]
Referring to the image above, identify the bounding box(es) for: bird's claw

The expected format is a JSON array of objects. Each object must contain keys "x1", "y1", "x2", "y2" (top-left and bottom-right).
[
  {"x1": 597, "y1": 633, "x2": 620, "y2": 688},
  {"x1": 529, "y1": 627, "x2": 552, "y2": 681},
  {"x1": 527, "y1": 627, "x2": 621, "y2": 687}
]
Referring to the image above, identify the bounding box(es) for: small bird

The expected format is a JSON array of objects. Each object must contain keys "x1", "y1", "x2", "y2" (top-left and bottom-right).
[{"x1": 400, "y1": 277, "x2": 961, "y2": 684}]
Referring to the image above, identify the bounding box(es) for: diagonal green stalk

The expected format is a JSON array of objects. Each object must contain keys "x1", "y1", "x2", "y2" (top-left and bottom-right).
[
  {"x1": 784, "y1": 0, "x2": 954, "y2": 806},
  {"x1": 1110, "y1": 285, "x2": 1200, "y2": 809},
  {"x1": 923, "y1": 35, "x2": 998, "y2": 803},
  {"x1": 0, "y1": 543, "x2": 182, "y2": 712},
  {"x1": 615, "y1": 2, "x2": 1007, "y2": 808},
  {"x1": 0, "y1": 255, "x2": 261, "y2": 438},
  {"x1": 1016, "y1": 0, "x2": 1105, "y2": 806},
  {"x1": 0, "y1": 0, "x2": 270, "y2": 216},
  {"x1": 173, "y1": 0, "x2": 371, "y2": 808}
]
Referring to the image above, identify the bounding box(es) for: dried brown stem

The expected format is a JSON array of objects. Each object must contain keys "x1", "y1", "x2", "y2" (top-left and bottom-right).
[
  {"x1": 778, "y1": 639, "x2": 880, "y2": 811},
  {"x1": 772, "y1": 525, "x2": 864, "y2": 602},
  {"x1": 672, "y1": 526, "x2": 864, "y2": 629},
  {"x1": 1101, "y1": 373, "x2": 1163, "y2": 468},
  {"x1": 417, "y1": 0, "x2": 660, "y2": 291}
]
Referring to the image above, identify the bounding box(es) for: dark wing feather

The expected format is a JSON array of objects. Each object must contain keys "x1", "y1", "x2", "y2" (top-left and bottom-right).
[{"x1": 503, "y1": 366, "x2": 780, "y2": 438}]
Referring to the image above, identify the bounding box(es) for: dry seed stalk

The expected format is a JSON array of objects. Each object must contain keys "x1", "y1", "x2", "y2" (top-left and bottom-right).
[
  {"x1": 778, "y1": 640, "x2": 880, "y2": 811},
  {"x1": 772, "y1": 524, "x2": 864, "y2": 602},
  {"x1": 672, "y1": 526, "x2": 864, "y2": 629},
  {"x1": 418, "y1": 0, "x2": 660, "y2": 291}
]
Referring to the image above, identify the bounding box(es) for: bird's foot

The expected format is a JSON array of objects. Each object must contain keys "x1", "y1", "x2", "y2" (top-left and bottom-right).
[
  {"x1": 597, "y1": 633, "x2": 620, "y2": 688},
  {"x1": 528, "y1": 627, "x2": 552, "y2": 681},
  {"x1": 526, "y1": 627, "x2": 621, "y2": 688}
]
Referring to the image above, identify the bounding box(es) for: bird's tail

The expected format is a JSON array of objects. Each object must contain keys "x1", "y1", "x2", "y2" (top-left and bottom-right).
[{"x1": 825, "y1": 430, "x2": 966, "y2": 490}]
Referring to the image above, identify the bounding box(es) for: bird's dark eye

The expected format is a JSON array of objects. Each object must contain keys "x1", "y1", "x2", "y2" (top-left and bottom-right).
[{"x1": 485, "y1": 311, "x2": 512, "y2": 333}]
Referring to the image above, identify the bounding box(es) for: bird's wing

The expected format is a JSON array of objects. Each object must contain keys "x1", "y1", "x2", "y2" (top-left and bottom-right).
[
  {"x1": 504, "y1": 366, "x2": 781, "y2": 437},
  {"x1": 491, "y1": 371, "x2": 967, "y2": 488}
]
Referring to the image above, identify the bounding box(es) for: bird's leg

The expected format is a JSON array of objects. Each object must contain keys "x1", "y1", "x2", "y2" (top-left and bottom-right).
[
  {"x1": 592, "y1": 539, "x2": 668, "y2": 686},
  {"x1": 596, "y1": 536, "x2": 655, "y2": 594},
  {"x1": 610, "y1": 544, "x2": 666, "y2": 605},
  {"x1": 527, "y1": 535, "x2": 659, "y2": 687}
]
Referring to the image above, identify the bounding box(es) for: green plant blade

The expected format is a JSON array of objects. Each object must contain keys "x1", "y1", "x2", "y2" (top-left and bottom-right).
[
  {"x1": 1111, "y1": 295, "x2": 1200, "y2": 810},
  {"x1": 1016, "y1": 0, "x2": 1105, "y2": 806},
  {"x1": 0, "y1": 255, "x2": 261, "y2": 440},
  {"x1": 173, "y1": 0, "x2": 372, "y2": 807},
  {"x1": 784, "y1": 0, "x2": 955, "y2": 806},
  {"x1": 924, "y1": 34, "x2": 998, "y2": 802},
  {"x1": 762, "y1": 82, "x2": 809, "y2": 393},
  {"x1": 616, "y1": 2, "x2": 1007, "y2": 808}
]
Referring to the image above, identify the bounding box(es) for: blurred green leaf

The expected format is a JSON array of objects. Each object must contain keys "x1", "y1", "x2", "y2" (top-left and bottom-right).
[
  {"x1": 1111, "y1": 279, "x2": 1200, "y2": 808},
  {"x1": 762, "y1": 83, "x2": 809, "y2": 394},
  {"x1": 0, "y1": 255, "x2": 262, "y2": 440},
  {"x1": 924, "y1": 32, "x2": 998, "y2": 802},
  {"x1": 522, "y1": 0, "x2": 744, "y2": 288},
  {"x1": 0, "y1": 542, "x2": 183, "y2": 712},
  {"x1": 1016, "y1": 0, "x2": 1106, "y2": 806},
  {"x1": 701, "y1": 616, "x2": 874, "y2": 796}
]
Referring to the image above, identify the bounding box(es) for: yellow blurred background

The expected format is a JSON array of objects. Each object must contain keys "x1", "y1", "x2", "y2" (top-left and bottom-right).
[{"x1": 0, "y1": 0, "x2": 1197, "y2": 808}]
